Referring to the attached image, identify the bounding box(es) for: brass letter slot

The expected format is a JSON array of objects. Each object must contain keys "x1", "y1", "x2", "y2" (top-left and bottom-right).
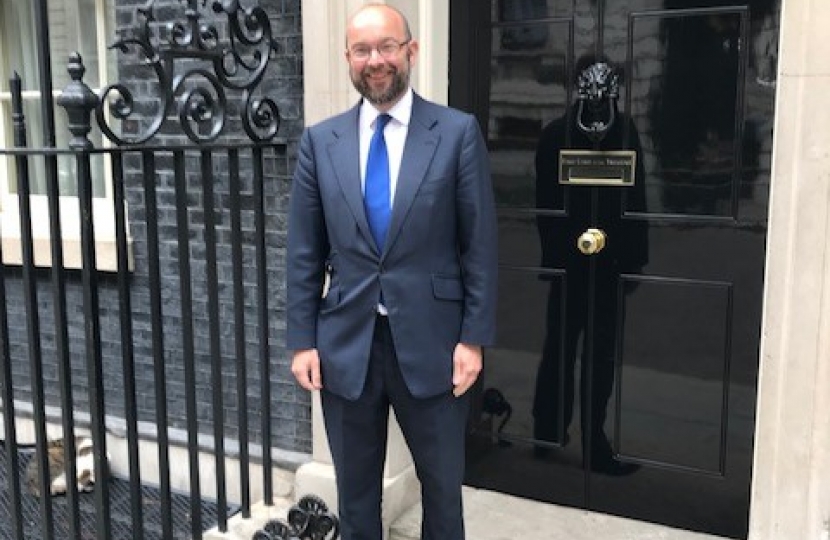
[{"x1": 559, "y1": 149, "x2": 637, "y2": 187}]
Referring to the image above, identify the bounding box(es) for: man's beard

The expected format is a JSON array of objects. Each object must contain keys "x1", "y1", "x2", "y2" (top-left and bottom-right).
[{"x1": 352, "y1": 65, "x2": 409, "y2": 106}]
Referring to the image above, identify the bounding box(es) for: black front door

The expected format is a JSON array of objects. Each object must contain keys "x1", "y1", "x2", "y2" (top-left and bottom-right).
[{"x1": 452, "y1": 1, "x2": 780, "y2": 537}]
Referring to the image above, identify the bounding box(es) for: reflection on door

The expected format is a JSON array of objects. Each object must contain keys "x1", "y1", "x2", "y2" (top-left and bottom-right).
[{"x1": 456, "y1": 1, "x2": 780, "y2": 538}]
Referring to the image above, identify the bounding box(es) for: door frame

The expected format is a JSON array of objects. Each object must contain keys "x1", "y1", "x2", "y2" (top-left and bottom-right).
[{"x1": 297, "y1": 1, "x2": 830, "y2": 538}]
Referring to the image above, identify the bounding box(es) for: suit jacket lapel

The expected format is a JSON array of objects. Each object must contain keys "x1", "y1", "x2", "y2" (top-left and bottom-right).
[
  {"x1": 384, "y1": 95, "x2": 439, "y2": 258},
  {"x1": 326, "y1": 105, "x2": 378, "y2": 254}
]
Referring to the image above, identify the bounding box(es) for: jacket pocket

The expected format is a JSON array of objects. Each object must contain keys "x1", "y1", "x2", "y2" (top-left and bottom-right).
[
  {"x1": 432, "y1": 274, "x2": 463, "y2": 301},
  {"x1": 320, "y1": 284, "x2": 341, "y2": 313}
]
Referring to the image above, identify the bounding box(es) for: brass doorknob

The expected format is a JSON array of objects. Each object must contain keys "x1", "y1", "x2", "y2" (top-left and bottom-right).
[{"x1": 577, "y1": 228, "x2": 607, "y2": 255}]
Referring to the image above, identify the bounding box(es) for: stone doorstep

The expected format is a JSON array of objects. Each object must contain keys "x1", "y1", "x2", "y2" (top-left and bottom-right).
[{"x1": 389, "y1": 486, "x2": 729, "y2": 540}]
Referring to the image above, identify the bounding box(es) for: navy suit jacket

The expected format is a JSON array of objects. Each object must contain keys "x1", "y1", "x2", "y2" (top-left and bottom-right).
[{"x1": 286, "y1": 93, "x2": 497, "y2": 400}]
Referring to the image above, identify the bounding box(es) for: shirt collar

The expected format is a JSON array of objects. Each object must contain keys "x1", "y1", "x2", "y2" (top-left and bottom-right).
[{"x1": 360, "y1": 88, "x2": 413, "y2": 130}]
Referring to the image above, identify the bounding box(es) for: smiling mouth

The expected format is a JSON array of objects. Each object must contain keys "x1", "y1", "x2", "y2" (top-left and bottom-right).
[{"x1": 367, "y1": 71, "x2": 390, "y2": 80}]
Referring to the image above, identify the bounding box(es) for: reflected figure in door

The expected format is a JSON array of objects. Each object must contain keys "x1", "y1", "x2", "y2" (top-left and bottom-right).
[{"x1": 532, "y1": 57, "x2": 648, "y2": 475}]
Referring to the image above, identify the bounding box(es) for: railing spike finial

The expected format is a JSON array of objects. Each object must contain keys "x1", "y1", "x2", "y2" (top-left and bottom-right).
[{"x1": 57, "y1": 52, "x2": 100, "y2": 150}]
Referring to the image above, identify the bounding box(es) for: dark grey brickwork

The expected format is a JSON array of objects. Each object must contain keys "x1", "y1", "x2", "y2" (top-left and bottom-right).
[{"x1": 2, "y1": 0, "x2": 310, "y2": 455}]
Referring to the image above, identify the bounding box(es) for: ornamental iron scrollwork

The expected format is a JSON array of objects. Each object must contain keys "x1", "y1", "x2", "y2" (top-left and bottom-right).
[
  {"x1": 575, "y1": 62, "x2": 619, "y2": 144},
  {"x1": 251, "y1": 495, "x2": 340, "y2": 540},
  {"x1": 94, "y1": 0, "x2": 280, "y2": 145}
]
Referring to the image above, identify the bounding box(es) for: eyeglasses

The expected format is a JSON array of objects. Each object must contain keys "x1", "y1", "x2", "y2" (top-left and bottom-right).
[{"x1": 348, "y1": 39, "x2": 410, "y2": 61}]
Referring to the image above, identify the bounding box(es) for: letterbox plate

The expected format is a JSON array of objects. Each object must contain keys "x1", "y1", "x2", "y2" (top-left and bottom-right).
[{"x1": 559, "y1": 149, "x2": 636, "y2": 186}]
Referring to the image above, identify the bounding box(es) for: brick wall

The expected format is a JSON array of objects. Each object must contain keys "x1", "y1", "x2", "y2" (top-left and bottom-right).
[{"x1": 3, "y1": 0, "x2": 310, "y2": 455}]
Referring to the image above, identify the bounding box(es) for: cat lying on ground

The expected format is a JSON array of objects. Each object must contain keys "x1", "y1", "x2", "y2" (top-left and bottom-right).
[{"x1": 25, "y1": 435, "x2": 99, "y2": 497}]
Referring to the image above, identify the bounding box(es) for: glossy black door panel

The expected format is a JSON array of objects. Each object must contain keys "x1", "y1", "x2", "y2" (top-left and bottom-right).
[
  {"x1": 497, "y1": 212, "x2": 544, "y2": 268},
  {"x1": 615, "y1": 276, "x2": 732, "y2": 474},
  {"x1": 628, "y1": 8, "x2": 747, "y2": 218},
  {"x1": 489, "y1": 19, "x2": 573, "y2": 212},
  {"x1": 454, "y1": 1, "x2": 779, "y2": 538}
]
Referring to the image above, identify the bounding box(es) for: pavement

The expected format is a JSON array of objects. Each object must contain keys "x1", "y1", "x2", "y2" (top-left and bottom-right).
[
  {"x1": 389, "y1": 486, "x2": 731, "y2": 540},
  {"x1": 207, "y1": 484, "x2": 732, "y2": 540}
]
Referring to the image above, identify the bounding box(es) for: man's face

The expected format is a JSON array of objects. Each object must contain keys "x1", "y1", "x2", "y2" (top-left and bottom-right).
[{"x1": 345, "y1": 8, "x2": 419, "y2": 109}]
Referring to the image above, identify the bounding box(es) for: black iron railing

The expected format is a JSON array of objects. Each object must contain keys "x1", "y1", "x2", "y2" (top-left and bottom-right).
[{"x1": 0, "y1": 1, "x2": 308, "y2": 539}]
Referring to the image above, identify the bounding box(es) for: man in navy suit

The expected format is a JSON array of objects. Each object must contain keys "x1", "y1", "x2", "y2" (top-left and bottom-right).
[{"x1": 286, "y1": 4, "x2": 497, "y2": 539}]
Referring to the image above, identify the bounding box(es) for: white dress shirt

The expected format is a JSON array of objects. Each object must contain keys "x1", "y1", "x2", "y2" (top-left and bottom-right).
[{"x1": 359, "y1": 88, "x2": 413, "y2": 206}]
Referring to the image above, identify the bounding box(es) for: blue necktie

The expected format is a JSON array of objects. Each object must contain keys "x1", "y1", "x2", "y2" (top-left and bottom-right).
[{"x1": 364, "y1": 114, "x2": 392, "y2": 250}]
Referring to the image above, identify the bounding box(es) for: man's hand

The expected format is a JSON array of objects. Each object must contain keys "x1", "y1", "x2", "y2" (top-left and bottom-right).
[
  {"x1": 452, "y1": 343, "x2": 482, "y2": 397},
  {"x1": 291, "y1": 349, "x2": 322, "y2": 391}
]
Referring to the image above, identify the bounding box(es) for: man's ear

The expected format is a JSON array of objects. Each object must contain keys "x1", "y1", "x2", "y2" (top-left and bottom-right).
[{"x1": 407, "y1": 40, "x2": 420, "y2": 67}]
